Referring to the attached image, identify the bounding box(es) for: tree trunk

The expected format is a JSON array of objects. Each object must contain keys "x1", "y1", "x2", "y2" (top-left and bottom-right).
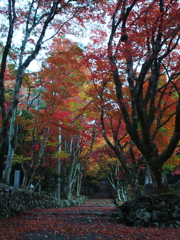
[
  {"x1": 56, "y1": 164, "x2": 61, "y2": 199},
  {"x1": 56, "y1": 129, "x2": 61, "y2": 199},
  {"x1": 130, "y1": 166, "x2": 141, "y2": 196},
  {"x1": 107, "y1": 171, "x2": 128, "y2": 202},
  {"x1": 66, "y1": 180, "x2": 74, "y2": 200},
  {"x1": 0, "y1": 140, "x2": 8, "y2": 180},
  {"x1": 130, "y1": 178, "x2": 141, "y2": 196},
  {"x1": 21, "y1": 159, "x2": 29, "y2": 189},
  {"x1": 2, "y1": 108, "x2": 17, "y2": 184},
  {"x1": 76, "y1": 171, "x2": 82, "y2": 197},
  {"x1": 145, "y1": 165, "x2": 152, "y2": 185},
  {"x1": 65, "y1": 158, "x2": 78, "y2": 200},
  {"x1": 148, "y1": 162, "x2": 169, "y2": 194}
]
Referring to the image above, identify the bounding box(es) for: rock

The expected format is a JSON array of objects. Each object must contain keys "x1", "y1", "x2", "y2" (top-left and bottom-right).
[
  {"x1": 152, "y1": 210, "x2": 169, "y2": 222},
  {"x1": 169, "y1": 220, "x2": 180, "y2": 228},
  {"x1": 131, "y1": 195, "x2": 150, "y2": 209},
  {"x1": 133, "y1": 208, "x2": 151, "y2": 223},
  {"x1": 0, "y1": 184, "x2": 87, "y2": 218},
  {"x1": 150, "y1": 195, "x2": 159, "y2": 205},
  {"x1": 116, "y1": 194, "x2": 180, "y2": 228},
  {"x1": 169, "y1": 205, "x2": 180, "y2": 219}
]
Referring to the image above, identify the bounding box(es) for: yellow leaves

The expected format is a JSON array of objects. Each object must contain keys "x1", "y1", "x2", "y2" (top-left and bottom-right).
[
  {"x1": 80, "y1": 145, "x2": 90, "y2": 157},
  {"x1": 69, "y1": 101, "x2": 81, "y2": 112},
  {"x1": 12, "y1": 154, "x2": 31, "y2": 164},
  {"x1": 93, "y1": 138, "x2": 107, "y2": 150},
  {"x1": 106, "y1": 157, "x2": 117, "y2": 164},
  {"x1": 78, "y1": 88, "x2": 92, "y2": 102},
  {"x1": 46, "y1": 141, "x2": 58, "y2": 148},
  {"x1": 23, "y1": 135, "x2": 34, "y2": 142},
  {"x1": 53, "y1": 150, "x2": 70, "y2": 159},
  {"x1": 100, "y1": 157, "x2": 119, "y2": 174},
  {"x1": 84, "y1": 158, "x2": 100, "y2": 177}
]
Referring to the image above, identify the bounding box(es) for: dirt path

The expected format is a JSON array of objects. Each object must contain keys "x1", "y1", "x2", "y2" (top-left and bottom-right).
[
  {"x1": 1, "y1": 198, "x2": 179, "y2": 240},
  {"x1": 1, "y1": 201, "x2": 180, "y2": 240},
  {"x1": 17, "y1": 182, "x2": 119, "y2": 240},
  {"x1": 1, "y1": 182, "x2": 180, "y2": 239}
]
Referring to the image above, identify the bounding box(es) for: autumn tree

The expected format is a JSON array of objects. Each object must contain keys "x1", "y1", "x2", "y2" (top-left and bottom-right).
[
  {"x1": 0, "y1": 0, "x2": 93, "y2": 182},
  {"x1": 13, "y1": 35, "x2": 97, "y2": 198},
  {"x1": 95, "y1": 143, "x2": 127, "y2": 201},
  {"x1": 84, "y1": 49, "x2": 143, "y2": 197},
  {"x1": 106, "y1": 0, "x2": 180, "y2": 194}
]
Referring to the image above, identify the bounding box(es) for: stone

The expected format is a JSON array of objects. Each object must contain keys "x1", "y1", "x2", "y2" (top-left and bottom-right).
[
  {"x1": 131, "y1": 195, "x2": 150, "y2": 209},
  {"x1": 150, "y1": 195, "x2": 161, "y2": 208},
  {"x1": 133, "y1": 208, "x2": 151, "y2": 223},
  {"x1": 152, "y1": 210, "x2": 169, "y2": 222},
  {"x1": 169, "y1": 206, "x2": 180, "y2": 219},
  {"x1": 116, "y1": 194, "x2": 180, "y2": 228},
  {"x1": 0, "y1": 184, "x2": 87, "y2": 218},
  {"x1": 169, "y1": 220, "x2": 180, "y2": 228}
]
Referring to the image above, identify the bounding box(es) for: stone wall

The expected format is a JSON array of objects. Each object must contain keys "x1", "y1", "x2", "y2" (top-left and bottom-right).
[
  {"x1": 117, "y1": 194, "x2": 180, "y2": 228},
  {"x1": 0, "y1": 184, "x2": 87, "y2": 218}
]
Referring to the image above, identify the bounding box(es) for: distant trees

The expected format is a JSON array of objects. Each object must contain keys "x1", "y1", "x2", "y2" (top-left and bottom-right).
[
  {"x1": 1, "y1": 30, "x2": 99, "y2": 199},
  {"x1": 0, "y1": 0, "x2": 92, "y2": 183}
]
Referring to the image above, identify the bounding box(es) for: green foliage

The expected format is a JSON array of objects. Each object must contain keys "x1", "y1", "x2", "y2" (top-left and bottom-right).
[{"x1": 12, "y1": 154, "x2": 31, "y2": 164}]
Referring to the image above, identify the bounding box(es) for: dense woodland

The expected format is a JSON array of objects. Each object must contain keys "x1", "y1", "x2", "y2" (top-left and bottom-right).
[{"x1": 0, "y1": 0, "x2": 180, "y2": 201}]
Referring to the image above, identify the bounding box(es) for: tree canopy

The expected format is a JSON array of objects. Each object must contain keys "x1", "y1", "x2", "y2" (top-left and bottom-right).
[{"x1": 0, "y1": 0, "x2": 179, "y2": 196}]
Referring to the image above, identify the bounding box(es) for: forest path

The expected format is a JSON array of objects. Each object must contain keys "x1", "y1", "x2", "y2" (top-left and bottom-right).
[
  {"x1": 82, "y1": 179, "x2": 116, "y2": 208},
  {"x1": 89, "y1": 179, "x2": 113, "y2": 199},
  {"x1": 16, "y1": 201, "x2": 119, "y2": 240},
  {"x1": 1, "y1": 199, "x2": 180, "y2": 240},
  {"x1": 5, "y1": 180, "x2": 120, "y2": 239},
  {"x1": 1, "y1": 182, "x2": 180, "y2": 239}
]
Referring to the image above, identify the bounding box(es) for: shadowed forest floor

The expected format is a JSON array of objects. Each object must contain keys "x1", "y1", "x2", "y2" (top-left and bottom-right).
[{"x1": 1, "y1": 183, "x2": 180, "y2": 239}]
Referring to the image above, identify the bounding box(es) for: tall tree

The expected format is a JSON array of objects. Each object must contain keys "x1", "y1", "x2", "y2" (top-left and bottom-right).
[
  {"x1": 107, "y1": 0, "x2": 180, "y2": 193},
  {"x1": 12, "y1": 36, "x2": 96, "y2": 199}
]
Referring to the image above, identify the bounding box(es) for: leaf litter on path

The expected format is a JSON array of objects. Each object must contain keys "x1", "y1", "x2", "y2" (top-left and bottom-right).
[{"x1": 0, "y1": 201, "x2": 180, "y2": 240}]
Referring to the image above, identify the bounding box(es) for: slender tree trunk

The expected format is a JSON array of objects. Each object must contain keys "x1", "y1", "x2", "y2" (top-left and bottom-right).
[
  {"x1": 56, "y1": 128, "x2": 61, "y2": 199},
  {"x1": 21, "y1": 157, "x2": 30, "y2": 189},
  {"x1": 34, "y1": 174, "x2": 43, "y2": 192},
  {"x1": 21, "y1": 171, "x2": 28, "y2": 189},
  {"x1": 0, "y1": 140, "x2": 8, "y2": 179},
  {"x1": 66, "y1": 180, "x2": 74, "y2": 200},
  {"x1": 145, "y1": 165, "x2": 152, "y2": 185},
  {"x1": 116, "y1": 189, "x2": 121, "y2": 202},
  {"x1": 2, "y1": 108, "x2": 17, "y2": 184},
  {"x1": 56, "y1": 158, "x2": 61, "y2": 198},
  {"x1": 76, "y1": 171, "x2": 82, "y2": 197},
  {"x1": 65, "y1": 165, "x2": 78, "y2": 200},
  {"x1": 107, "y1": 168, "x2": 128, "y2": 202},
  {"x1": 26, "y1": 145, "x2": 45, "y2": 190}
]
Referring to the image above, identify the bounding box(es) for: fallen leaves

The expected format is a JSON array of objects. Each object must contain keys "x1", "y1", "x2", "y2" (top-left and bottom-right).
[{"x1": 0, "y1": 206, "x2": 180, "y2": 239}]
